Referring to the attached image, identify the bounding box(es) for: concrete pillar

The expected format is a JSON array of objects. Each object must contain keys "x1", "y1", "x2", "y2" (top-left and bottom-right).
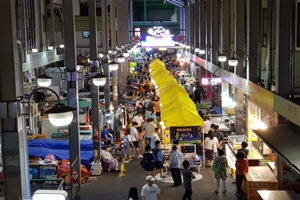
[
  {"x1": 221, "y1": 0, "x2": 230, "y2": 70},
  {"x1": 246, "y1": 0, "x2": 260, "y2": 82},
  {"x1": 186, "y1": 6, "x2": 190, "y2": 43},
  {"x1": 275, "y1": 0, "x2": 292, "y2": 98},
  {"x1": 88, "y1": 0, "x2": 101, "y2": 164},
  {"x1": 234, "y1": 0, "x2": 245, "y2": 77},
  {"x1": 102, "y1": 0, "x2": 110, "y2": 111},
  {"x1": 51, "y1": 0, "x2": 56, "y2": 47},
  {"x1": 194, "y1": 0, "x2": 200, "y2": 50},
  {"x1": 199, "y1": 0, "x2": 205, "y2": 57},
  {"x1": 20, "y1": 0, "x2": 28, "y2": 55},
  {"x1": 110, "y1": 0, "x2": 118, "y2": 108},
  {"x1": 0, "y1": 1, "x2": 31, "y2": 199},
  {"x1": 211, "y1": 0, "x2": 219, "y2": 65},
  {"x1": 189, "y1": 3, "x2": 194, "y2": 52},
  {"x1": 206, "y1": 0, "x2": 212, "y2": 62},
  {"x1": 63, "y1": 0, "x2": 81, "y2": 199}
]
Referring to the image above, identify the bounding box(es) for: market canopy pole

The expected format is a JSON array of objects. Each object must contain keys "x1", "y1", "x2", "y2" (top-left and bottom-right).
[
  {"x1": 88, "y1": 0, "x2": 101, "y2": 164},
  {"x1": 0, "y1": 0, "x2": 31, "y2": 198},
  {"x1": 63, "y1": 0, "x2": 81, "y2": 199}
]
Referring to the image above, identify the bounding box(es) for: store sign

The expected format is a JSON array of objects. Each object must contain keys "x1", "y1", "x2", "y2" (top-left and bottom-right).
[
  {"x1": 201, "y1": 78, "x2": 222, "y2": 85},
  {"x1": 170, "y1": 126, "x2": 200, "y2": 142},
  {"x1": 274, "y1": 95, "x2": 300, "y2": 127},
  {"x1": 248, "y1": 82, "x2": 275, "y2": 116}
]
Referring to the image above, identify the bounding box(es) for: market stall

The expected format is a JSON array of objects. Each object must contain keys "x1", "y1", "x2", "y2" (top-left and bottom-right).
[
  {"x1": 226, "y1": 135, "x2": 264, "y2": 180},
  {"x1": 149, "y1": 59, "x2": 203, "y2": 173}
]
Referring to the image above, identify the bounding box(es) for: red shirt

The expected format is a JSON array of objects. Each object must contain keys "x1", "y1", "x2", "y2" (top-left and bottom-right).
[{"x1": 235, "y1": 158, "x2": 249, "y2": 175}]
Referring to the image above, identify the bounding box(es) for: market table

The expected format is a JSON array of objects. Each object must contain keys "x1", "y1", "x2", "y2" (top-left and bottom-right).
[
  {"x1": 257, "y1": 190, "x2": 299, "y2": 200},
  {"x1": 243, "y1": 166, "x2": 278, "y2": 199}
]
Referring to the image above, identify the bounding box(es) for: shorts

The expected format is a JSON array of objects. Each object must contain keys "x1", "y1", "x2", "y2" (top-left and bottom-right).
[
  {"x1": 133, "y1": 141, "x2": 139, "y2": 148},
  {"x1": 154, "y1": 161, "x2": 164, "y2": 169},
  {"x1": 156, "y1": 112, "x2": 160, "y2": 117},
  {"x1": 137, "y1": 126, "x2": 143, "y2": 133}
]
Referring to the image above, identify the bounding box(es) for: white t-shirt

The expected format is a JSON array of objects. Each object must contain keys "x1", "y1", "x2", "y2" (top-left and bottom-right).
[
  {"x1": 130, "y1": 127, "x2": 138, "y2": 141},
  {"x1": 140, "y1": 184, "x2": 160, "y2": 200},
  {"x1": 151, "y1": 133, "x2": 160, "y2": 149},
  {"x1": 133, "y1": 115, "x2": 144, "y2": 126},
  {"x1": 203, "y1": 120, "x2": 212, "y2": 134},
  {"x1": 204, "y1": 137, "x2": 219, "y2": 152}
]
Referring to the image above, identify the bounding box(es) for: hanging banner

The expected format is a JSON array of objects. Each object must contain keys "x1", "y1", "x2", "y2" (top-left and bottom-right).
[{"x1": 170, "y1": 126, "x2": 200, "y2": 143}]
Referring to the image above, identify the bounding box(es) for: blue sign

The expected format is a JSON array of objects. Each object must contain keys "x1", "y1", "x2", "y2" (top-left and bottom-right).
[{"x1": 170, "y1": 126, "x2": 200, "y2": 142}]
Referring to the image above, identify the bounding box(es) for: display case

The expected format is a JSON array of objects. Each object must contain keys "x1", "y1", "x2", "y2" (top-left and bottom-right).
[
  {"x1": 227, "y1": 135, "x2": 264, "y2": 166},
  {"x1": 210, "y1": 115, "x2": 235, "y2": 133}
]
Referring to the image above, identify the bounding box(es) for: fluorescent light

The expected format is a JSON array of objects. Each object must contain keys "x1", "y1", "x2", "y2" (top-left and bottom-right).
[
  {"x1": 48, "y1": 46, "x2": 54, "y2": 50},
  {"x1": 32, "y1": 48, "x2": 38, "y2": 53},
  {"x1": 59, "y1": 44, "x2": 64, "y2": 48}
]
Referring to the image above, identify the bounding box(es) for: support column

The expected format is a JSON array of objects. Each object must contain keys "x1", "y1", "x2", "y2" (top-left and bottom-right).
[
  {"x1": 206, "y1": 0, "x2": 212, "y2": 61},
  {"x1": 189, "y1": 3, "x2": 194, "y2": 52},
  {"x1": 275, "y1": 0, "x2": 292, "y2": 98},
  {"x1": 102, "y1": 0, "x2": 110, "y2": 111},
  {"x1": 246, "y1": 0, "x2": 260, "y2": 82},
  {"x1": 186, "y1": 6, "x2": 190, "y2": 43},
  {"x1": 51, "y1": 0, "x2": 56, "y2": 47},
  {"x1": 235, "y1": 0, "x2": 245, "y2": 77},
  {"x1": 182, "y1": 8, "x2": 186, "y2": 41},
  {"x1": 211, "y1": 0, "x2": 219, "y2": 65},
  {"x1": 38, "y1": 0, "x2": 44, "y2": 51},
  {"x1": 0, "y1": 2, "x2": 31, "y2": 199},
  {"x1": 88, "y1": 0, "x2": 101, "y2": 164},
  {"x1": 195, "y1": 0, "x2": 200, "y2": 51},
  {"x1": 143, "y1": 0, "x2": 147, "y2": 21},
  {"x1": 221, "y1": 0, "x2": 230, "y2": 70},
  {"x1": 63, "y1": 0, "x2": 81, "y2": 199},
  {"x1": 110, "y1": 0, "x2": 118, "y2": 108},
  {"x1": 199, "y1": 0, "x2": 205, "y2": 57},
  {"x1": 20, "y1": 0, "x2": 28, "y2": 55}
]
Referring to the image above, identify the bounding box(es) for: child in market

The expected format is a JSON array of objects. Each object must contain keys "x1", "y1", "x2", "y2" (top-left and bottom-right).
[
  {"x1": 181, "y1": 160, "x2": 195, "y2": 200},
  {"x1": 123, "y1": 127, "x2": 133, "y2": 163}
]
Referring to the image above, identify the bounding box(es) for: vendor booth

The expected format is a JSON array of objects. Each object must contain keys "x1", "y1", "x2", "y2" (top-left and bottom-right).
[{"x1": 150, "y1": 58, "x2": 203, "y2": 172}]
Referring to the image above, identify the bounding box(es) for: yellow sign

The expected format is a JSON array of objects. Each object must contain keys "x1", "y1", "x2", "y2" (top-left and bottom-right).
[
  {"x1": 248, "y1": 82, "x2": 275, "y2": 116},
  {"x1": 274, "y1": 95, "x2": 300, "y2": 127}
]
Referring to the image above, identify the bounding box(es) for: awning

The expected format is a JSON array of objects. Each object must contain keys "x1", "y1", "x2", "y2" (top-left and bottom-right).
[{"x1": 253, "y1": 123, "x2": 300, "y2": 172}]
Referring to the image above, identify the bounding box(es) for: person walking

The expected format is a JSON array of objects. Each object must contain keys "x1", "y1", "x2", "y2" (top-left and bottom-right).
[
  {"x1": 202, "y1": 117, "x2": 212, "y2": 140},
  {"x1": 143, "y1": 118, "x2": 157, "y2": 146},
  {"x1": 181, "y1": 160, "x2": 195, "y2": 200},
  {"x1": 128, "y1": 187, "x2": 139, "y2": 200},
  {"x1": 133, "y1": 112, "x2": 144, "y2": 139},
  {"x1": 151, "y1": 128, "x2": 161, "y2": 150},
  {"x1": 140, "y1": 175, "x2": 161, "y2": 200},
  {"x1": 141, "y1": 145, "x2": 155, "y2": 175},
  {"x1": 214, "y1": 125, "x2": 224, "y2": 150},
  {"x1": 204, "y1": 131, "x2": 219, "y2": 167},
  {"x1": 234, "y1": 151, "x2": 249, "y2": 197},
  {"x1": 169, "y1": 145, "x2": 183, "y2": 187},
  {"x1": 212, "y1": 149, "x2": 228, "y2": 193},
  {"x1": 123, "y1": 127, "x2": 133, "y2": 163},
  {"x1": 130, "y1": 122, "x2": 143, "y2": 159},
  {"x1": 153, "y1": 140, "x2": 166, "y2": 178}
]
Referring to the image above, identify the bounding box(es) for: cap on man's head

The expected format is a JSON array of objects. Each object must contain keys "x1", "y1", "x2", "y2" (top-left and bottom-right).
[{"x1": 145, "y1": 175, "x2": 155, "y2": 182}]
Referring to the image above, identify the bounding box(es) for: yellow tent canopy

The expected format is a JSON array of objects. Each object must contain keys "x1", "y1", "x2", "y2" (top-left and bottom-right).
[{"x1": 150, "y1": 59, "x2": 203, "y2": 127}]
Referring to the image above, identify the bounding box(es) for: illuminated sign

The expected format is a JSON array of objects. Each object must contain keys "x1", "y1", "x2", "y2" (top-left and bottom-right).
[
  {"x1": 141, "y1": 35, "x2": 175, "y2": 47},
  {"x1": 201, "y1": 78, "x2": 222, "y2": 85}
]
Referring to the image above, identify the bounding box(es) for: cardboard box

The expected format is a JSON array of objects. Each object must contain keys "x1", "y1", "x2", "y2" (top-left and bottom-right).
[{"x1": 90, "y1": 162, "x2": 102, "y2": 176}]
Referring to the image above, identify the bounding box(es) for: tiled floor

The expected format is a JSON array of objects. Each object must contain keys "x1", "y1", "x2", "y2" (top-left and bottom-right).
[{"x1": 80, "y1": 148, "x2": 246, "y2": 200}]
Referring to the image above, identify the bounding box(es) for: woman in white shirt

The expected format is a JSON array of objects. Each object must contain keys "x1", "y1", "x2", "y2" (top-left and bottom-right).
[{"x1": 204, "y1": 131, "x2": 218, "y2": 167}]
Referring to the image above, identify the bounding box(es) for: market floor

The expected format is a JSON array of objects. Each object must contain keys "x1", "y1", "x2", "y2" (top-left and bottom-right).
[{"x1": 80, "y1": 156, "x2": 246, "y2": 200}]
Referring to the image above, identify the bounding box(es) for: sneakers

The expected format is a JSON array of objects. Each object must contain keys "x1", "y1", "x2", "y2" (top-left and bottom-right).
[
  {"x1": 137, "y1": 154, "x2": 143, "y2": 159},
  {"x1": 115, "y1": 168, "x2": 120, "y2": 171},
  {"x1": 234, "y1": 192, "x2": 241, "y2": 197}
]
